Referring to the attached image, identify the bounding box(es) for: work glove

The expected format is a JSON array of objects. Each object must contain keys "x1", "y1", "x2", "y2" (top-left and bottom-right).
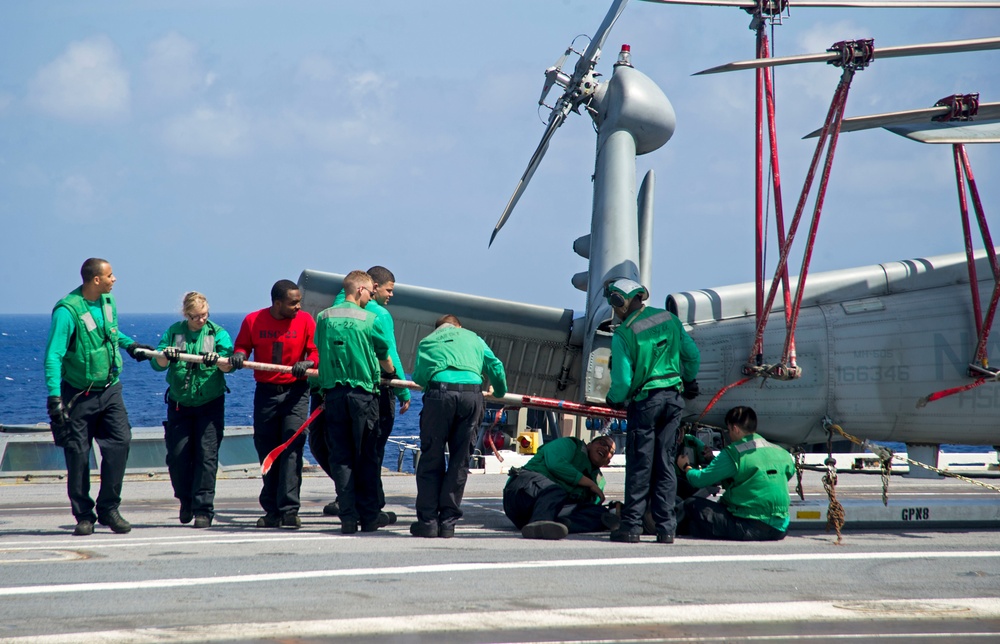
[
  {"x1": 291, "y1": 360, "x2": 314, "y2": 379},
  {"x1": 201, "y1": 352, "x2": 219, "y2": 367},
  {"x1": 126, "y1": 343, "x2": 155, "y2": 362},
  {"x1": 605, "y1": 397, "x2": 625, "y2": 411},
  {"x1": 47, "y1": 396, "x2": 71, "y2": 447},
  {"x1": 681, "y1": 379, "x2": 700, "y2": 400},
  {"x1": 229, "y1": 353, "x2": 246, "y2": 370},
  {"x1": 47, "y1": 396, "x2": 69, "y2": 426},
  {"x1": 163, "y1": 346, "x2": 181, "y2": 363}
]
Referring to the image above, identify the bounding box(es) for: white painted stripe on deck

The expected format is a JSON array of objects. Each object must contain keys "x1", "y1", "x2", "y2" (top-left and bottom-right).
[
  {"x1": 0, "y1": 535, "x2": 342, "y2": 552},
  {"x1": 1, "y1": 599, "x2": 998, "y2": 643},
  {"x1": 0, "y1": 550, "x2": 998, "y2": 596}
]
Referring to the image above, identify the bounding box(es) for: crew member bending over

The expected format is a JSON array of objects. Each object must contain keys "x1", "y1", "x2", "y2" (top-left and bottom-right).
[{"x1": 410, "y1": 314, "x2": 507, "y2": 538}]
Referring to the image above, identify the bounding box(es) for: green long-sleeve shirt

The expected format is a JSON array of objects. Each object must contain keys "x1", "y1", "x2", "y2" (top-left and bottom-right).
[
  {"x1": 520, "y1": 436, "x2": 605, "y2": 503},
  {"x1": 315, "y1": 302, "x2": 392, "y2": 393},
  {"x1": 607, "y1": 306, "x2": 700, "y2": 405},
  {"x1": 333, "y1": 289, "x2": 410, "y2": 402},
  {"x1": 686, "y1": 433, "x2": 795, "y2": 531},
  {"x1": 412, "y1": 323, "x2": 507, "y2": 397}
]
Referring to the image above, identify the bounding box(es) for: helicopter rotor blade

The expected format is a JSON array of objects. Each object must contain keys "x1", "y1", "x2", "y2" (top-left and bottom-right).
[
  {"x1": 640, "y1": 0, "x2": 1000, "y2": 8},
  {"x1": 490, "y1": 0, "x2": 630, "y2": 246},
  {"x1": 489, "y1": 112, "x2": 565, "y2": 247},
  {"x1": 695, "y1": 36, "x2": 1000, "y2": 75},
  {"x1": 643, "y1": 0, "x2": 1000, "y2": 7},
  {"x1": 579, "y1": 0, "x2": 630, "y2": 71},
  {"x1": 804, "y1": 101, "x2": 1000, "y2": 137}
]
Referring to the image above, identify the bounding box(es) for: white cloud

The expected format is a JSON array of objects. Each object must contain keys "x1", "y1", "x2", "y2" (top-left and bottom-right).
[
  {"x1": 28, "y1": 35, "x2": 130, "y2": 121},
  {"x1": 142, "y1": 32, "x2": 207, "y2": 101},
  {"x1": 162, "y1": 100, "x2": 251, "y2": 158}
]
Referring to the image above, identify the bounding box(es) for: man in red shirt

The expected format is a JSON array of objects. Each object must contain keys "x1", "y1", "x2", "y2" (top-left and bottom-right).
[{"x1": 231, "y1": 280, "x2": 318, "y2": 529}]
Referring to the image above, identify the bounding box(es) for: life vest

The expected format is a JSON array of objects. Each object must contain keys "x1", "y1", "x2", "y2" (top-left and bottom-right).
[
  {"x1": 316, "y1": 305, "x2": 381, "y2": 392},
  {"x1": 619, "y1": 307, "x2": 684, "y2": 400},
  {"x1": 54, "y1": 288, "x2": 122, "y2": 389},
  {"x1": 164, "y1": 320, "x2": 227, "y2": 406}
]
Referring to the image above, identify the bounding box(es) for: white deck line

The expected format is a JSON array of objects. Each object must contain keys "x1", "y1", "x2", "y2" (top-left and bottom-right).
[
  {"x1": 2, "y1": 598, "x2": 999, "y2": 643},
  {"x1": 1, "y1": 549, "x2": 998, "y2": 597}
]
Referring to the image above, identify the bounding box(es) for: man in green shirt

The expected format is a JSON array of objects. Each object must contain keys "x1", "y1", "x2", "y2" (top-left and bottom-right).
[
  {"x1": 503, "y1": 435, "x2": 619, "y2": 540},
  {"x1": 410, "y1": 314, "x2": 507, "y2": 538},
  {"x1": 604, "y1": 278, "x2": 700, "y2": 544},
  {"x1": 676, "y1": 406, "x2": 796, "y2": 541},
  {"x1": 314, "y1": 270, "x2": 395, "y2": 534},
  {"x1": 43, "y1": 258, "x2": 154, "y2": 536},
  {"x1": 311, "y1": 266, "x2": 411, "y2": 521}
]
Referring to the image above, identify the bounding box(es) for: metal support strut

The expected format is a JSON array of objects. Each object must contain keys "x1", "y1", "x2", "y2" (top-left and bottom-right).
[
  {"x1": 746, "y1": 41, "x2": 870, "y2": 378},
  {"x1": 917, "y1": 94, "x2": 1000, "y2": 407}
]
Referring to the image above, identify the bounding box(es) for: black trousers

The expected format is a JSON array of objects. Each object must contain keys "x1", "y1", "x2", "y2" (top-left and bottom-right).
[
  {"x1": 679, "y1": 496, "x2": 787, "y2": 541},
  {"x1": 324, "y1": 385, "x2": 380, "y2": 525},
  {"x1": 164, "y1": 395, "x2": 224, "y2": 518},
  {"x1": 61, "y1": 381, "x2": 132, "y2": 522},
  {"x1": 311, "y1": 386, "x2": 394, "y2": 509},
  {"x1": 374, "y1": 386, "x2": 395, "y2": 509},
  {"x1": 414, "y1": 388, "x2": 483, "y2": 527},
  {"x1": 308, "y1": 391, "x2": 332, "y2": 479},
  {"x1": 503, "y1": 469, "x2": 608, "y2": 533},
  {"x1": 252, "y1": 381, "x2": 309, "y2": 516},
  {"x1": 622, "y1": 388, "x2": 684, "y2": 537}
]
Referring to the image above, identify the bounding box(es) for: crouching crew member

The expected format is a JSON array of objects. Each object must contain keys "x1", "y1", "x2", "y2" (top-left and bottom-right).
[
  {"x1": 232, "y1": 280, "x2": 317, "y2": 530},
  {"x1": 604, "y1": 278, "x2": 700, "y2": 544},
  {"x1": 504, "y1": 435, "x2": 619, "y2": 540},
  {"x1": 44, "y1": 257, "x2": 154, "y2": 536},
  {"x1": 410, "y1": 314, "x2": 507, "y2": 538},
  {"x1": 151, "y1": 291, "x2": 234, "y2": 528},
  {"x1": 676, "y1": 406, "x2": 796, "y2": 541},
  {"x1": 315, "y1": 270, "x2": 396, "y2": 534}
]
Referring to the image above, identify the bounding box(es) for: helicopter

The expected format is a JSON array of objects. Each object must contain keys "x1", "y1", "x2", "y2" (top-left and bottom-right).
[{"x1": 299, "y1": 0, "x2": 1000, "y2": 470}]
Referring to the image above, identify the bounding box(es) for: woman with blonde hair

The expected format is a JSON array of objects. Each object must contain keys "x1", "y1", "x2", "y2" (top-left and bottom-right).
[{"x1": 151, "y1": 292, "x2": 234, "y2": 528}]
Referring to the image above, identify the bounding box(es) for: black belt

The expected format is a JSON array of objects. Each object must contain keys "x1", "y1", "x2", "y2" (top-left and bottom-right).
[
  {"x1": 257, "y1": 380, "x2": 307, "y2": 394},
  {"x1": 429, "y1": 381, "x2": 482, "y2": 393},
  {"x1": 65, "y1": 380, "x2": 114, "y2": 394}
]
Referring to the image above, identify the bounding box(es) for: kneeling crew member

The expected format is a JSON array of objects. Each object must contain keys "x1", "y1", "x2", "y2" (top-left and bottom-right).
[
  {"x1": 504, "y1": 435, "x2": 619, "y2": 540},
  {"x1": 676, "y1": 406, "x2": 796, "y2": 541}
]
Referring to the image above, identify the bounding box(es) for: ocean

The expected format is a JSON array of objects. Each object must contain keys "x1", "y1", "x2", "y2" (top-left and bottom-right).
[{"x1": 0, "y1": 313, "x2": 423, "y2": 472}]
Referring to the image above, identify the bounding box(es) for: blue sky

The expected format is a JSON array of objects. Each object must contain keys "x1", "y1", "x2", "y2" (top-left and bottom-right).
[{"x1": 2, "y1": 0, "x2": 998, "y2": 315}]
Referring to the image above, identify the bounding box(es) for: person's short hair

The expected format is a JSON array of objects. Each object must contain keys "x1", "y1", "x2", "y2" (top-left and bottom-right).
[
  {"x1": 367, "y1": 266, "x2": 395, "y2": 286},
  {"x1": 270, "y1": 279, "x2": 299, "y2": 303},
  {"x1": 182, "y1": 291, "x2": 208, "y2": 317},
  {"x1": 590, "y1": 435, "x2": 616, "y2": 450},
  {"x1": 81, "y1": 258, "x2": 109, "y2": 283},
  {"x1": 725, "y1": 406, "x2": 757, "y2": 434},
  {"x1": 435, "y1": 314, "x2": 461, "y2": 328},
  {"x1": 343, "y1": 270, "x2": 374, "y2": 294}
]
